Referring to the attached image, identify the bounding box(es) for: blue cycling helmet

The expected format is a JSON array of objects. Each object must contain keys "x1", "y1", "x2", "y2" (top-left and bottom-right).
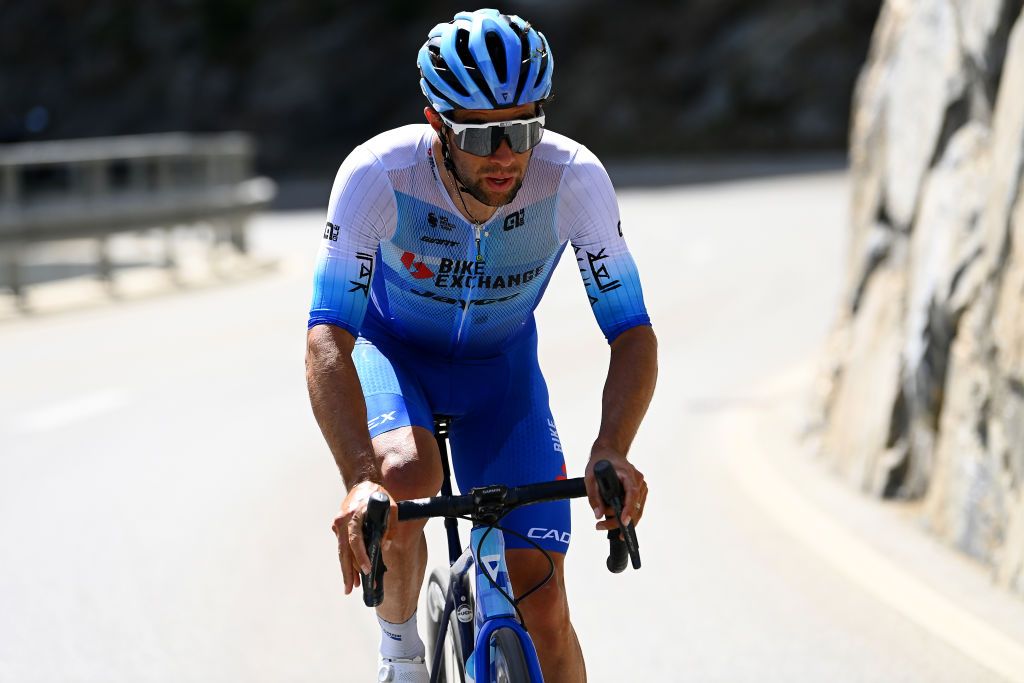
[{"x1": 418, "y1": 9, "x2": 553, "y2": 112}]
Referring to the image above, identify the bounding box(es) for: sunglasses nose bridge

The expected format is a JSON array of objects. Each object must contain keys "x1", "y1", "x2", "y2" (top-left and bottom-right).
[
  {"x1": 489, "y1": 135, "x2": 516, "y2": 161},
  {"x1": 491, "y1": 127, "x2": 517, "y2": 155}
]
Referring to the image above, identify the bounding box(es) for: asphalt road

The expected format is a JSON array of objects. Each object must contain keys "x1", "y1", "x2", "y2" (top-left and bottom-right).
[{"x1": 1, "y1": 169, "x2": 1020, "y2": 682}]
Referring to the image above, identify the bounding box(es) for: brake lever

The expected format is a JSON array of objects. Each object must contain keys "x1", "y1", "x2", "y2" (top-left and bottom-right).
[
  {"x1": 360, "y1": 492, "x2": 390, "y2": 607},
  {"x1": 593, "y1": 460, "x2": 641, "y2": 572},
  {"x1": 608, "y1": 493, "x2": 641, "y2": 571}
]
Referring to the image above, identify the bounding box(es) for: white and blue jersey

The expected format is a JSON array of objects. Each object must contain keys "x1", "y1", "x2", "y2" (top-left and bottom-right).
[
  {"x1": 308, "y1": 125, "x2": 651, "y2": 553},
  {"x1": 309, "y1": 125, "x2": 649, "y2": 357}
]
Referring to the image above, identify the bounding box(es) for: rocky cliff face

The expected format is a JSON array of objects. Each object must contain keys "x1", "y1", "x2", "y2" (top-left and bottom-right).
[
  {"x1": 1, "y1": 1, "x2": 880, "y2": 174},
  {"x1": 819, "y1": 0, "x2": 1024, "y2": 594}
]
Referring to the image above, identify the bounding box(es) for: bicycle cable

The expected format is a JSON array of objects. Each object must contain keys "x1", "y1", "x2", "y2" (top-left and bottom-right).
[{"x1": 474, "y1": 513, "x2": 556, "y2": 632}]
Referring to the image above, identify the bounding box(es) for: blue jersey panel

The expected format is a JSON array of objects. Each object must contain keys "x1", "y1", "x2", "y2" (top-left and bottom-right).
[{"x1": 309, "y1": 126, "x2": 651, "y2": 356}]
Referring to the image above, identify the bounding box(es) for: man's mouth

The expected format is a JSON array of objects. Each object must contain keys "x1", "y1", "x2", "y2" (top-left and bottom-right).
[{"x1": 484, "y1": 176, "x2": 514, "y2": 191}]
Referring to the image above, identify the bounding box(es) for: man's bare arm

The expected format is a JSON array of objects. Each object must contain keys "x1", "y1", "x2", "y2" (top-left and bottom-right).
[
  {"x1": 585, "y1": 324, "x2": 658, "y2": 526},
  {"x1": 305, "y1": 324, "x2": 379, "y2": 488},
  {"x1": 595, "y1": 324, "x2": 658, "y2": 455}
]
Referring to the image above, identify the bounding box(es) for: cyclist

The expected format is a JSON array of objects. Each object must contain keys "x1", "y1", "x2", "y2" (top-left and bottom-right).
[{"x1": 306, "y1": 9, "x2": 657, "y2": 682}]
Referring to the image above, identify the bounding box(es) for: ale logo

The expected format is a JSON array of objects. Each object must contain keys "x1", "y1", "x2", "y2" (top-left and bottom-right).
[{"x1": 502, "y1": 209, "x2": 526, "y2": 232}]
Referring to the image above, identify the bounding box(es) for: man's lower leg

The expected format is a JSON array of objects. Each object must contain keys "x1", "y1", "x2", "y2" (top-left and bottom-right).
[{"x1": 375, "y1": 529, "x2": 429, "y2": 659}]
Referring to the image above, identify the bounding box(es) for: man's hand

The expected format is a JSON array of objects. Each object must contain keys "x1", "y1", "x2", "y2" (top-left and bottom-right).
[
  {"x1": 331, "y1": 481, "x2": 398, "y2": 595},
  {"x1": 584, "y1": 446, "x2": 648, "y2": 531}
]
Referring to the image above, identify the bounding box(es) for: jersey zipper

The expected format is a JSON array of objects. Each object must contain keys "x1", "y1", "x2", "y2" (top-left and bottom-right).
[{"x1": 452, "y1": 222, "x2": 489, "y2": 353}]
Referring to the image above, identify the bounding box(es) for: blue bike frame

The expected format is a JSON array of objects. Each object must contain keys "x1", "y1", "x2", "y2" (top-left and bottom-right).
[
  {"x1": 435, "y1": 525, "x2": 545, "y2": 683},
  {"x1": 428, "y1": 417, "x2": 545, "y2": 682}
]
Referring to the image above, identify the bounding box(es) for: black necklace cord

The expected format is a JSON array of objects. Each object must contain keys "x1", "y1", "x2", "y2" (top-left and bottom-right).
[{"x1": 439, "y1": 133, "x2": 484, "y2": 226}]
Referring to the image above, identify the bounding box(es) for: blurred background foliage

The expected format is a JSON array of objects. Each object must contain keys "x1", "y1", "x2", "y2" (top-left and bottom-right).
[{"x1": 2, "y1": 0, "x2": 882, "y2": 176}]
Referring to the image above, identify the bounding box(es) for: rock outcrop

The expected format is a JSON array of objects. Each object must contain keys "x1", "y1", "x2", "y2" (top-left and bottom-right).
[{"x1": 819, "y1": 0, "x2": 1024, "y2": 594}]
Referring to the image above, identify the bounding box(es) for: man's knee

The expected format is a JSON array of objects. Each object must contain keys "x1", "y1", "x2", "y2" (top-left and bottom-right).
[
  {"x1": 374, "y1": 426, "x2": 443, "y2": 502},
  {"x1": 507, "y1": 550, "x2": 571, "y2": 633}
]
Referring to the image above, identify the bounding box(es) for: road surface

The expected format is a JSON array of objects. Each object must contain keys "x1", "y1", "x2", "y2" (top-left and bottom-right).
[{"x1": 2, "y1": 169, "x2": 1022, "y2": 682}]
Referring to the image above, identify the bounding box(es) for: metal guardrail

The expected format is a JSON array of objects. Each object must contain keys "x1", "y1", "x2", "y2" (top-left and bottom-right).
[{"x1": 0, "y1": 132, "x2": 276, "y2": 306}]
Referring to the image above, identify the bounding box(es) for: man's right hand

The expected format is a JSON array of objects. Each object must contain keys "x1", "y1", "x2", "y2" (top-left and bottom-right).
[{"x1": 331, "y1": 481, "x2": 397, "y2": 595}]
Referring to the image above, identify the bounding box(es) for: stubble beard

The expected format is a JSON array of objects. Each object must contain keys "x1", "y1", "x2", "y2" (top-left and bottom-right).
[
  {"x1": 449, "y1": 146, "x2": 526, "y2": 207},
  {"x1": 465, "y1": 174, "x2": 524, "y2": 207}
]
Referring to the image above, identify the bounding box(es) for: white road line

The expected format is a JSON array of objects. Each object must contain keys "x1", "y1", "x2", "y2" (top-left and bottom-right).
[
  {"x1": 727, "y1": 426, "x2": 1024, "y2": 683},
  {"x1": 11, "y1": 389, "x2": 130, "y2": 435}
]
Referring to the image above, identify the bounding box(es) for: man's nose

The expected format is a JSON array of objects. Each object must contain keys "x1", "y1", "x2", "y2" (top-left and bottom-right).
[{"x1": 489, "y1": 138, "x2": 515, "y2": 165}]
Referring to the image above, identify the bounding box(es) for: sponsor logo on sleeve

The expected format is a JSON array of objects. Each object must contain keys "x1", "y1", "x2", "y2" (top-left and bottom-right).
[
  {"x1": 576, "y1": 246, "x2": 622, "y2": 306},
  {"x1": 348, "y1": 251, "x2": 374, "y2": 297},
  {"x1": 324, "y1": 221, "x2": 340, "y2": 241}
]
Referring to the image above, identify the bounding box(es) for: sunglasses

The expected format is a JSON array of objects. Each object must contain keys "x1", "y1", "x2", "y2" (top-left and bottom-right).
[{"x1": 438, "y1": 111, "x2": 546, "y2": 156}]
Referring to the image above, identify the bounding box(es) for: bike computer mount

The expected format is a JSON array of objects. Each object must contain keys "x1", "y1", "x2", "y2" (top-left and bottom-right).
[{"x1": 470, "y1": 484, "x2": 509, "y2": 525}]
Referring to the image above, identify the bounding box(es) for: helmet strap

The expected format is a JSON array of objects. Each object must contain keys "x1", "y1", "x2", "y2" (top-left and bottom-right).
[
  {"x1": 439, "y1": 132, "x2": 485, "y2": 225},
  {"x1": 439, "y1": 133, "x2": 470, "y2": 192}
]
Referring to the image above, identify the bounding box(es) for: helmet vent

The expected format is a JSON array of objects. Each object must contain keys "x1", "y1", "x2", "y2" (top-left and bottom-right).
[
  {"x1": 455, "y1": 28, "x2": 498, "y2": 107},
  {"x1": 484, "y1": 30, "x2": 508, "y2": 84},
  {"x1": 533, "y1": 36, "x2": 550, "y2": 90},
  {"x1": 510, "y1": 21, "x2": 531, "y2": 104},
  {"x1": 427, "y1": 37, "x2": 471, "y2": 98},
  {"x1": 423, "y1": 79, "x2": 458, "y2": 109}
]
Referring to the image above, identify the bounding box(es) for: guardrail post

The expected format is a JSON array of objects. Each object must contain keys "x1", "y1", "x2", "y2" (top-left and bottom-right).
[
  {"x1": 2, "y1": 166, "x2": 18, "y2": 207},
  {"x1": 97, "y1": 235, "x2": 115, "y2": 294},
  {"x1": 4, "y1": 241, "x2": 25, "y2": 309},
  {"x1": 228, "y1": 216, "x2": 247, "y2": 253},
  {"x1": 85, "y1": 161, "x2": 109, "y2": 197},
  {"x1": 2, "y1": 166, "x2": 24, "y2": 307},
  {"x1": 156, "y1": 157, "x2": 172, "y2": 190}
]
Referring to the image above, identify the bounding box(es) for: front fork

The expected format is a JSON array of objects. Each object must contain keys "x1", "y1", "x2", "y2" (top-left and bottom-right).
[{"x1": 430, "y1": 548, "x2": 475, "y2": 683}]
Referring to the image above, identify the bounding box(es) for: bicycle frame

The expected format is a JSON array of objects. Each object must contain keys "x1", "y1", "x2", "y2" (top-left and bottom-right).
[
  {"x1": 367, "y1": 422, "x2": 636, "y2": 681},
  {"x1": 430, "y1": 419, "x2": 545, "y2": 683},
  {"x1": 431, "y1": 525, "x2": 545, "y2": 682}
]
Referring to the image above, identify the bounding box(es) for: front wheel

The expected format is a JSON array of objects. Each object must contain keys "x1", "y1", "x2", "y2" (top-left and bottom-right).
[
  {"x1": 426, "y1": 567, "x2": 467, "y2": 683},
  {"x1": 490, "y1": 628, "x2": 530, "y2": 683}
]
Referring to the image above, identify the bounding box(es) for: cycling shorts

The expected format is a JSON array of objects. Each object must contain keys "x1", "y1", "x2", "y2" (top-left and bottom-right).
[{"x1": 352, "y1": 324, "x2": 571, "y2": 554}]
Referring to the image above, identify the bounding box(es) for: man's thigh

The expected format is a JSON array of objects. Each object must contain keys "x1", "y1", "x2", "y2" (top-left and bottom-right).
[
  {"x1": 353, "y1": 337, "x2": 434, "y2": 438},
  {"x1": 447, "y1": 341, "x2": 571, "y2": 554}
]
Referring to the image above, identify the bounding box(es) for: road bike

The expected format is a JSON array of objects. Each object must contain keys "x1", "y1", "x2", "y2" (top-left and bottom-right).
[{"x1": 361, "y1": 417, "x2": 641, "y2": 682}]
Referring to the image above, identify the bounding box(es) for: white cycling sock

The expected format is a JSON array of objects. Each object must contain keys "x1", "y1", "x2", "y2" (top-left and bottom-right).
[{"x1": 378, "y1": 611, "x2": 426, "y2": 660}]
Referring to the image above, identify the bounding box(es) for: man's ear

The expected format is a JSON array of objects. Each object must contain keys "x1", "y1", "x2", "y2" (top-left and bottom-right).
[{"x1": 424, "y1": 107, "x2": 443, "y2": 133}]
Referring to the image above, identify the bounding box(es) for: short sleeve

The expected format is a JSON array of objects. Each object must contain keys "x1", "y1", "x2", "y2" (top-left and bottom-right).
[
  {"x1": 308, "y1": 146, "x2": 397, "y2": 335},
  {"x1": 557, "y1": 146, "x2": 651, "y2": 343}
]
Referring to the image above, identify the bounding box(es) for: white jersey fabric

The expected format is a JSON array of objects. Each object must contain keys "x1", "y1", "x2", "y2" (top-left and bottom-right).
[{"x1": 309, "y1": 124, "x2": 650, "y2": 358}]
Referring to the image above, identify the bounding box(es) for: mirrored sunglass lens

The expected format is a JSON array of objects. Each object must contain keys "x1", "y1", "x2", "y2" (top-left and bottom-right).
[
  {"x1": 454, "y1": 122, "x2": 543, "y2": 155},
  {"x1": 506, "y1": 123, "x2": 544, "y2": 152},
  {"x1": 454, "y1": 129, "x2": 495, "y2": 156}
]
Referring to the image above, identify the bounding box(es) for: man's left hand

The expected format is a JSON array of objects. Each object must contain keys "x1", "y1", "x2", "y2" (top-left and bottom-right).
[{"x1": 584, "y1": 446, "x2": 647, "y2": 530}]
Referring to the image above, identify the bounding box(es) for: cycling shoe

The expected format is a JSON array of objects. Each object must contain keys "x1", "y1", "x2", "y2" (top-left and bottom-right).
[{"x1": 377, "y1": 654, "x2": 429, "y2": 682}]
